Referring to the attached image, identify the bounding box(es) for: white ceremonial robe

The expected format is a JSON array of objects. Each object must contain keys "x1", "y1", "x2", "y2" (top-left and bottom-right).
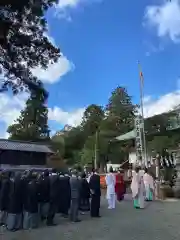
[
  {"x1": 105, "y1": 173, "x2": 116, "y2": 209},
  {"x1": 131, "y1": 171, "x2": 145, "y2": 209},
  {"x1": 137, "y1": 171, "x2": 146, "y2": 209},
  {"x1": 143, "y1": 173, "x2": 154, "y2": 200},
  {"x1": 87, "y1": 174, "x2": 91, "y2": 183},
  {"x1": 143, "y1": 173, "x2": 150, "y2": 200},
  {"x1": 138, "y1": 176, "x2": 145, "y2": 208}
]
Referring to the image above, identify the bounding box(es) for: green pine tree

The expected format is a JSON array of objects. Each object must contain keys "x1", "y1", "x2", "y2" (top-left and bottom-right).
[
  {"x1": 7, "y1": 88, "x2": 50, "y2": 141},
  {"x1": 105, "y1": 86, "x2": 136, "y2": 134},
  {"x1": 98, "y1": 86, "x2": 136, "y2": 165}
]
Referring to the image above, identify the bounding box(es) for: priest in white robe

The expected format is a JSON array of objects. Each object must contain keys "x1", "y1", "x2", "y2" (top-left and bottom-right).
[
  {"x1": 143, "y1": 168, "x2": 154, "y2": 201},
  {"x1": 105, "y1": 167, "x2": 116, "y2": 209},
  {"x1": 131, "y1": 168, "x2": 145, "y2": 209}
]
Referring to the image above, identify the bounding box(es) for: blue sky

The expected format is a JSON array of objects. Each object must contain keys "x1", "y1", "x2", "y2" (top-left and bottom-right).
[{"x1": 1, "y1": 0, "x2": 180, "y2": 138}]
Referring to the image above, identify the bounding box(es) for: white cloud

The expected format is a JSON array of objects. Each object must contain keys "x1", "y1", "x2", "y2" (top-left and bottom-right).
[
  {"x1": 57, "y1": 0, "x2": 81, "y2": 9},
  {"x1": 0, "y1": 93, "x2": 28, "y2": 138},
  {"x1": 144, "y1": 42, "x2": 164, "y2": 57},
  {"x1": 143, "y1": 95, "x2": 152, "y2": 104},
  {"x1": 31, "y1": 34, "x2": 74, "y2": 83},
  {"x1": 55, "y1": 0, "x2": 83, "y2": 20},
  {"x1": 0, "y1": 93, "x2": 84, "y2": 138},
  {"x1": 144, "y1": 90, "x2": 180, "y2": 118},
  {"x1": 0, "y1": 93, "x2": 27, "y2": 126},
  {"x1": 48, "y1": 106, "x2": 85, "y2": 126},
  {"x1": 31, "y1": 55, "x2": 74, "y2": 84},
  {"x1": 144, "y1": 0, "x2": 180, "y2": 42},
  {"x1": 55, "y1": 0, "x2": 101, "y2": 20}
]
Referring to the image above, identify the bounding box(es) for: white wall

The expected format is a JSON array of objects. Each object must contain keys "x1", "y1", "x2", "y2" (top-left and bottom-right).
[{"x1": 129, "y1": 152, "x2": 136, "y2": 164}]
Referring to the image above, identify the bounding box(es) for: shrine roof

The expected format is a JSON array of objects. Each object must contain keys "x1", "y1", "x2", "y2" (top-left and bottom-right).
[
  {"x1": 115, "y1": 130, "x2": 135, "y2": 141},
  {"x1": 0, "y1": 139, "x2": 53, "y2": 153}
]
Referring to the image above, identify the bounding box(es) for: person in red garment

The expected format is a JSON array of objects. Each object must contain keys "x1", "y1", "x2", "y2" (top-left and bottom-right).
[{"x1": 115, "y1": 169, "x2": 125, "y2": 201}]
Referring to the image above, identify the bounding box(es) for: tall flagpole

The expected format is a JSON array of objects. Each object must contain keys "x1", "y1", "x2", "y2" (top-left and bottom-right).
[{"x1": 138, "y1": 62, "x2": 148, "y2": 168}]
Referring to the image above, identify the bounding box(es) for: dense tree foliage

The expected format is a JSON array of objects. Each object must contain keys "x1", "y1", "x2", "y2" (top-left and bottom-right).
[
  {"x1": 6, "y1": 80, "x2": 180, "y2": 171},
  {"x1": 7, "y1": 86, "x2": 50, "y2": 141},
  {"x1": 81, "y1": 104, "x2": 104, "y2": 137},
  {"x1": 146, "y1": 110, "x2": 180, "y2": 155},
  {"x1": 51, "y1": 87, "x2": 180, "y2": 170},
  {"x1": 145, "y1": 111, "x2": 178, "y2": 135},
  {"x1": 106, "y1": 87, "x2": 136, "y2": 134},
  {"x1": 51, "y1": 86, "x2": 137, "y2": 169},
  {"x1": 51, "y1": 134, "x2": 65, "y2": 158},
  {"x1": 0, "y1": 0, "x2": 60, "y2": 93}
]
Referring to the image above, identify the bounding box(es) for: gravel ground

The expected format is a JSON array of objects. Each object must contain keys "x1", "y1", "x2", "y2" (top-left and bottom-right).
[{"x1": 1, "y1": 195, "x2": 180, "y2": 240}]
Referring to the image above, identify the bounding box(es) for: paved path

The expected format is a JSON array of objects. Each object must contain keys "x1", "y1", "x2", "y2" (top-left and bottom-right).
[{"x1": 1, "y1": 195, "x2": 180, "y2": 240}]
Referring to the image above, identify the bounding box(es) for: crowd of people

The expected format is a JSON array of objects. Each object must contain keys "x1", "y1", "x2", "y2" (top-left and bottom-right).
[
  {"x1": 0, "y1": 168, "x2": 101, "y2": 232},
  {"x1": 105, "y1": 167, "x2": 154, "y2": 210},
  {"x1": 0, "y1": 165, "x2": 155, "y2": 232}
]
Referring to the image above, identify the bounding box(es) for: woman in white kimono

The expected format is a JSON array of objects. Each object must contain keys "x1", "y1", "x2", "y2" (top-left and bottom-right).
[
  {"x1": 131, "y1": 167, "x2": 145, "y2": 209},
  {"x1": 105, "y1": 167, "x2": 116, "y2": 209},
  {"x1": 143, "y1": 168, "x2": 154, "y2": 201}
]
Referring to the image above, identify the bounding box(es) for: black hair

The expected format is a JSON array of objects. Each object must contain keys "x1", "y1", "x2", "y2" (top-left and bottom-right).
[
  {"x1": 135, "y1": 167, "x2": 140, "y2": 173},
  {"x1": 81, "y1": 172, "x2": 86, "y2": 179},
  {"x1": 44, "y1": 170, "x2": 49, "y2": 177},
  {"x1": 52, "y1": 168, "x2": 57, "y2": 174},
  {"x1": 91, "y1": 168, "x2": 95, "y2": 173}
]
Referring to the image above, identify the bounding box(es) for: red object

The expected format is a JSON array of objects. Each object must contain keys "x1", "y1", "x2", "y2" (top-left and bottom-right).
[{"x1": 115, "y1": 173, "x2": 125, "y2": 201}]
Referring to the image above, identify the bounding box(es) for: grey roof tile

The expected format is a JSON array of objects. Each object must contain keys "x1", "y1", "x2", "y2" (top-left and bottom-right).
[{"x1": 0, "y1": 139, "x2": 53, "y2": 153}]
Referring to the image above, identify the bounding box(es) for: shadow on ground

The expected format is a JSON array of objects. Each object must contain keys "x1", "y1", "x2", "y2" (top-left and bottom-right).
[{"x1": 1, "y1": 194, "x2": 180, "y2": 240}]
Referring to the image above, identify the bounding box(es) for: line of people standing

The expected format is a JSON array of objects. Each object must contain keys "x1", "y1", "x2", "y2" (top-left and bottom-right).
[
  {"x1": 0, "y1": 168, "x2": 101, "y2": 232},
  {"x1": 105, "y1": 166, "x2": 154, "y2": 210}
]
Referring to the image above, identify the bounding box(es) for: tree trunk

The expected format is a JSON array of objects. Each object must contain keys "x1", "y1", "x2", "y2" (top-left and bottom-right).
[{"x1": 99, "y1": 162, "x2": 105, "y2": 173}]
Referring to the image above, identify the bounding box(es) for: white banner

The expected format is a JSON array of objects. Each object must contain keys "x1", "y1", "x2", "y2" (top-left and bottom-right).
[{"x1": 134, "y1": 116, "x2": 143, "y2": 165}]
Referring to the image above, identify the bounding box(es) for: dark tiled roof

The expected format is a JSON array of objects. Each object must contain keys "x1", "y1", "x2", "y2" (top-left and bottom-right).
[{"x1": 0, "y1": 139, "x2": 53, "y2": 153}]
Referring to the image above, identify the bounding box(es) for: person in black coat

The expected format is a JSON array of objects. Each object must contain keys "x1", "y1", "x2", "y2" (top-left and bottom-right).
[
  {"x1": 39, "y1": 171, "x2": 50, "y2": 221},
  {"x1": 47, "y1": 169, "x2": 59, "y2": 226},
  {"x1": 69, "y1": 170, "x2": 81, "y2": 222},
  {"x1": 89, "y1": 169, "x2": 101, "y2": 218},
  {"x1": 79, "y1": 172, "x2": 90, "y2": 214},
  {"x1": 58, "y1": 173, "x2": 71, "y2": 218},
  {"x1": 0, "y1": 171, "x2": 2, "y2": 192},
  {"x1": 23, "y1": 173, "x2": 39, "y2": 229},
  {"x1": 21, "y1": 171, "x2": 32, "y2": 214},
  {"x1": 0, "y1": 171, "x2": 11, "y2": 226},
  {"x1": 6, "y1": 172, "x2": 23, "y2": 231}
]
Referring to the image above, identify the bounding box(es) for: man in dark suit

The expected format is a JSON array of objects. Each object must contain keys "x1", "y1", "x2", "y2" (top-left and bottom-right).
[
  {"x1": 58, "y1": 173, "x2": 71, "y2": 218},
  {"x1": 69, "y1": 170, "x2": 81, "y2": 222},
  {"x1": 39, "y1": 170, "x2": 50, "y2": 221},
  {"x1": 47, "y1": 169, "x2": 59, "y2": 226},
  {"x1": 89, "y1": 169, "x2": 101, "y2": 218}
]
